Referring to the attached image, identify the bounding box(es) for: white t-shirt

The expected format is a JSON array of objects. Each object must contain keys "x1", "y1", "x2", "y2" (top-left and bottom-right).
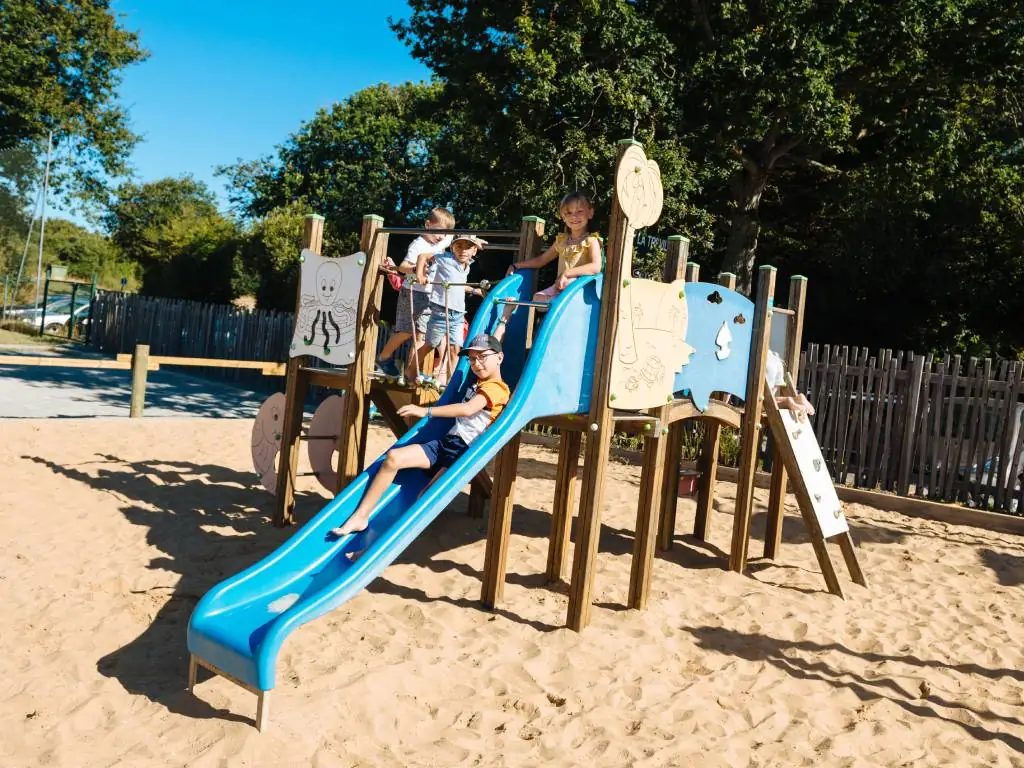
[
  {"x1": 765, "y1": 350, "x2": 785, "y2": 390},
  {"x1": 429, "y1": 251, "x2": 472, "y2": 313},
  {"x1": 402, "y1": 235, "x2": 452, "y2": 293}
]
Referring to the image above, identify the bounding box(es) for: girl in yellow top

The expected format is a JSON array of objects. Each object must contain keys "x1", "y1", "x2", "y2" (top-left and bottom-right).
[{"x1": 494, "y1": 190, "x2": 602, "y2": 341}]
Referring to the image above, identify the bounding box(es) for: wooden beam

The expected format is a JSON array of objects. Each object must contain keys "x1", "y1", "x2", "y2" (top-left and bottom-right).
[
  {"x1": 547, "y1": 430, "x2": 581, "y2": 583},
  {"x1": 728, "y1": 266, "x2": 777, "y2": 573},
  {"x1": 693, "y1": 271, "x2": 739, "y2": 541},
  {"x1": 567, "y1": 140, "x2": 638, "y2": 632},
  {"x1": 273, "y1": 214, "x2": 324, "y2": 527},
  {"x1": 480, "y1": 435, "x2": 522, "y2": 608},
  {"x1": 625, "y1": 234, "x2": 687, "y2": 566},
  {"x1": 764, "y1": 274, "x2": 808, "y2": 559},
  {"x1": 653, "y1": 236, "x2": 690, "y2": 552},
  {"x1": 336, "y1": 215, "x2": 388, "y2": 492}
]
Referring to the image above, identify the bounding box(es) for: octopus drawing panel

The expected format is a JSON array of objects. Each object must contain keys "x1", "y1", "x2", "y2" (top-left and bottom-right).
[{"x1": 291, "y1": 249, "x2": 364, "y2": 366}]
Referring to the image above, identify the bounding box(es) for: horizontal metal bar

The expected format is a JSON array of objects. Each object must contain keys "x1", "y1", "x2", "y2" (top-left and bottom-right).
[
  {"x1": 376, "y1": 227, "x2": 521, "y2": 239},
  {"x1": 497, "y1": 299, "x2": 550, "y2": 310}
]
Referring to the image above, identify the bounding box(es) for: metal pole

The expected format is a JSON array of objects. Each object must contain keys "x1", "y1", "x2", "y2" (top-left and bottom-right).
[
  {"x1": 34, "y1": 131, "x2": 53, "y2": 309},
  {"x1": 12, "y1": 185, "x2": 42, "y2": 315}
]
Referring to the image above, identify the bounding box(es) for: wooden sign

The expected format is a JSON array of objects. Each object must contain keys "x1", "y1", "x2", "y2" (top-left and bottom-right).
[
  {"x1": 609, "y1": 278, "x2": 695, "y2": 410},
  {"x1": 616, "y1": 144, "x2": 663, "y2": 228},
  {"x1": 290, "y1": 249, "x2": 364, "y2": 367}
]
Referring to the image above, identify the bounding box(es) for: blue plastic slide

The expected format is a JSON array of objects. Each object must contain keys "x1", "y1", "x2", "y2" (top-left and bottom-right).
[{"x1": 187, "y1": 270, "x2": 603, "y2": 692}]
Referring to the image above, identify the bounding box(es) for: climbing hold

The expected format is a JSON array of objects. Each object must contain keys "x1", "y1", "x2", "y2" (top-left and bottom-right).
[
  {"x1": 299, "y1": 255, "x2": 305, "y2": 263},
  {"x1": 348, "y1": 350, "x2": 355, "y2": 359},
  {"x1": 290, "y1": 343, "x2": 296, "y2": 351},
  {"x1": 274, "y1": 431, "x2": 281, "y2": 440},
  {"x1": 397, "y1": 376, "x2": 406, "y2": 386},
  {"x1": 479, "y1": 279, "x2": 491, "y2": 290},
  {"x1": 813, "y1": 493, "x2": 822, "y2": 503},
  {"x1": 644, "y1": 423, "x2": 652, "y2": 432},
  {"x1": 666, "y1": 395, "x2": 672, "y2": 402},
  {"x1": 661, "y1": 427, "x2": 669, "y2": 436},
  {"x1": 678, "y1": 290, "x2": 684, "y2": 299},
  {"x1": 357, "y1": 258, "x2": 365, "y2": 267},
  {"x1": 610, "y1": 393, "x2": 617, "y2": 402},
  {"x1": 813, "y1": 458, "x2": 822, "y2": 472},
  {"x1": 589, "y1": 422, "x2": 599, "y2": 432},
  {"x1": 622, "y1": 279, "x2": 630, "y2": 288}
]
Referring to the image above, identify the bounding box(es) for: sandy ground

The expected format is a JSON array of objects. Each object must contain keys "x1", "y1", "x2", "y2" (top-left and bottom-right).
[{"x1": 1, "y1": 418, "x2": 1022, "y2": 767}]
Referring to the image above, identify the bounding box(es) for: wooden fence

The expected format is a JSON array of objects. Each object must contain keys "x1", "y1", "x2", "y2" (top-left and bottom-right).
[
  {"x1": 796, "y1": 344, "x2": 1024, "y2": 514},
  {"x1": 88, "y1": 292, "x2": 295, "y2": 391},
  {"x1": 85, "y1": 294, "x2": 1024, "y2": 515}
]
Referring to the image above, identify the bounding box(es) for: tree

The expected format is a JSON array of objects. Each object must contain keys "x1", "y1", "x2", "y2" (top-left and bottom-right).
[
  {"x1": 238, "y1": 201, "x2": 327, "y2": 310},
  {"x1": 392, "y1": 1, "x2": 710, "y2": 237},
  {"x1": 645, "y1": 0, "x2": 1024, "y2": 291},
  {"x1": 220, "y1": 82, "x2": 449, "y2": 239},
  {"x1": 40, "y1": 218, "x2": 138, "y2": 289},
  {"x1": 0, "y1": 0, "x2": 146, "y2": 206},
  {"x1": 104, "y1": 177, "x2": 242, "y2": 301}
]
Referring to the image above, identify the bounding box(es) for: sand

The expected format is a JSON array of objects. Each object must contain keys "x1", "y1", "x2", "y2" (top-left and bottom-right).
[{"x1": 1, "y1": 418, "x2": 1022, "y2": 767}]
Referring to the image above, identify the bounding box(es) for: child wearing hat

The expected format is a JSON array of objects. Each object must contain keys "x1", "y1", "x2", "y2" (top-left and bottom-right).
[
  {"x1": 418, "y1": 234, "x2": 488, "y2": 387},
  {"x1": 332, "y1": 334, "x2": 509, "y2": 537}
]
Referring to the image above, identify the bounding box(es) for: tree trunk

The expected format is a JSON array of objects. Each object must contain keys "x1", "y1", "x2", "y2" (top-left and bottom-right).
[{"x1": 724, "y1": 164, "x2": 768, "y2": 295}]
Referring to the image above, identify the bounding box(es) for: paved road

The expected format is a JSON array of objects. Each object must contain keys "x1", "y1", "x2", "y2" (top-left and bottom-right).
[{"x1": 0, "y1": 345, "x2": 273, "y2": 419}]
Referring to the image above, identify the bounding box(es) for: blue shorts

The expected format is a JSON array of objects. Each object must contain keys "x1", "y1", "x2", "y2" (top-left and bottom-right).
[
  {"x1": 418, "y1": 433, "x2": 469, "y2": 470},
  {"x1": 426, "y1": 306, "x2": 465, "y2": 347}
]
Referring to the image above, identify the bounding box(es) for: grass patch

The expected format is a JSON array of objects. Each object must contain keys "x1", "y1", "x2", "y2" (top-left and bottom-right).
[{"x1": 0, "y1": 321, "x2": 69, "y2": 346}]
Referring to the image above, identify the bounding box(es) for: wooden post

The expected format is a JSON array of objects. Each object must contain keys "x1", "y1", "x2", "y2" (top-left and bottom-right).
[
  {"x1": 764, "y1": 275, "x2": 808, "y2": 559},
  {"x1": 728, "y1": 265, "x2": 777, "y2": 573},
  {"x1": 898, "y1": 354, "x2": 926, "y2": 497},
  {"x1": 273, "y1": 214, "x2": 324, "y2": 527},
  {"x1": 566, "y1": 140, "x2": 638, "y2": 632},
  {"x1": 472, "y1": 216, "x2": 545, "y2": 519},
  {"x1": 546, "y1": 430, "x2": 581, "y2": 583},
  {"x1": 684, "y1": 263, "x2": 700, "y2": 283},
  {"x1": 656, "y1": 236, "x2": 691, "y2": 552},
  {"x1": 480, "y1": 436, "x2": 522, "y2": 608},
  {"x1": 336, "y1": 215, "x2": 389, "y2": 491},
  {"x1": 692, "y1": 272, "x2": 737, "y2": 541},
  {"x1": 129, "y1": 343, "x2": 149, "y2": 418}
]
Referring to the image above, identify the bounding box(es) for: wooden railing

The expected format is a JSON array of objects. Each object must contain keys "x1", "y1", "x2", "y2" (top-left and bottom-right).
[{"x1": 797, "y1": 345, "x2": 1023, "y2": 514}]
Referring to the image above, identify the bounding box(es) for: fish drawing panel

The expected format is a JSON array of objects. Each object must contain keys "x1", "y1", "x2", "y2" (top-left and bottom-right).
[{"x1": 609, "y1": 278, "x2": 694, "y2": 410}]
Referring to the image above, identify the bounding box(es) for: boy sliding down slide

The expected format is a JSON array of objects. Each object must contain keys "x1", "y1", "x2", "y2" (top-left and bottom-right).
[{"x1": 331, "y1": 334, "x2": 510, "y2": 537}]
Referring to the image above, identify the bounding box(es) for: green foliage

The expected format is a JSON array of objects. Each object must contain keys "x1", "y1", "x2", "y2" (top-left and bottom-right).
[
  {"x1": 238, "y1": 201, "x2": 341, "y2": 310},
  {"x1": 40, "y1": 218, "x2": 137, "y2": 290},
  {"x1": 393, "y1": 1, "x2": 709, "y2": 237},
  {"x1": 103, "y1": 176, "x2": 244, "y2": 302},
  {"x1": 220, "y1": 82, "x2": 448, "y2": 237},
  {"x1": 0, "y1": 0, "x2": 146, "y2": 208}
]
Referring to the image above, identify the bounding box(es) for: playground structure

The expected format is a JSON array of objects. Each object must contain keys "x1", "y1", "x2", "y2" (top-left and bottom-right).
[{"x1": 188, "y1": 140, "x2": 866, "y2": 730}]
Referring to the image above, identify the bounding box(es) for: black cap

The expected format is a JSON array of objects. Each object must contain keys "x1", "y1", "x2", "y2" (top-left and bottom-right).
[{"x1": 461, "y1": 333, "x2": 502, "y2": 355}]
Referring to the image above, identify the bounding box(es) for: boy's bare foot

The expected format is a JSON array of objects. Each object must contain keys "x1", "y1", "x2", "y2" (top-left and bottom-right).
[{"x1": 331, "y1": 513, "x2": 370, "y2": 537}]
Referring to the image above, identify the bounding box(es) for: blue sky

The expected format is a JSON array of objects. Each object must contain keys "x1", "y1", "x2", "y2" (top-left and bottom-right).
[{"x1": 58, "y1": 1, "x2": 430, "y2": 224}]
